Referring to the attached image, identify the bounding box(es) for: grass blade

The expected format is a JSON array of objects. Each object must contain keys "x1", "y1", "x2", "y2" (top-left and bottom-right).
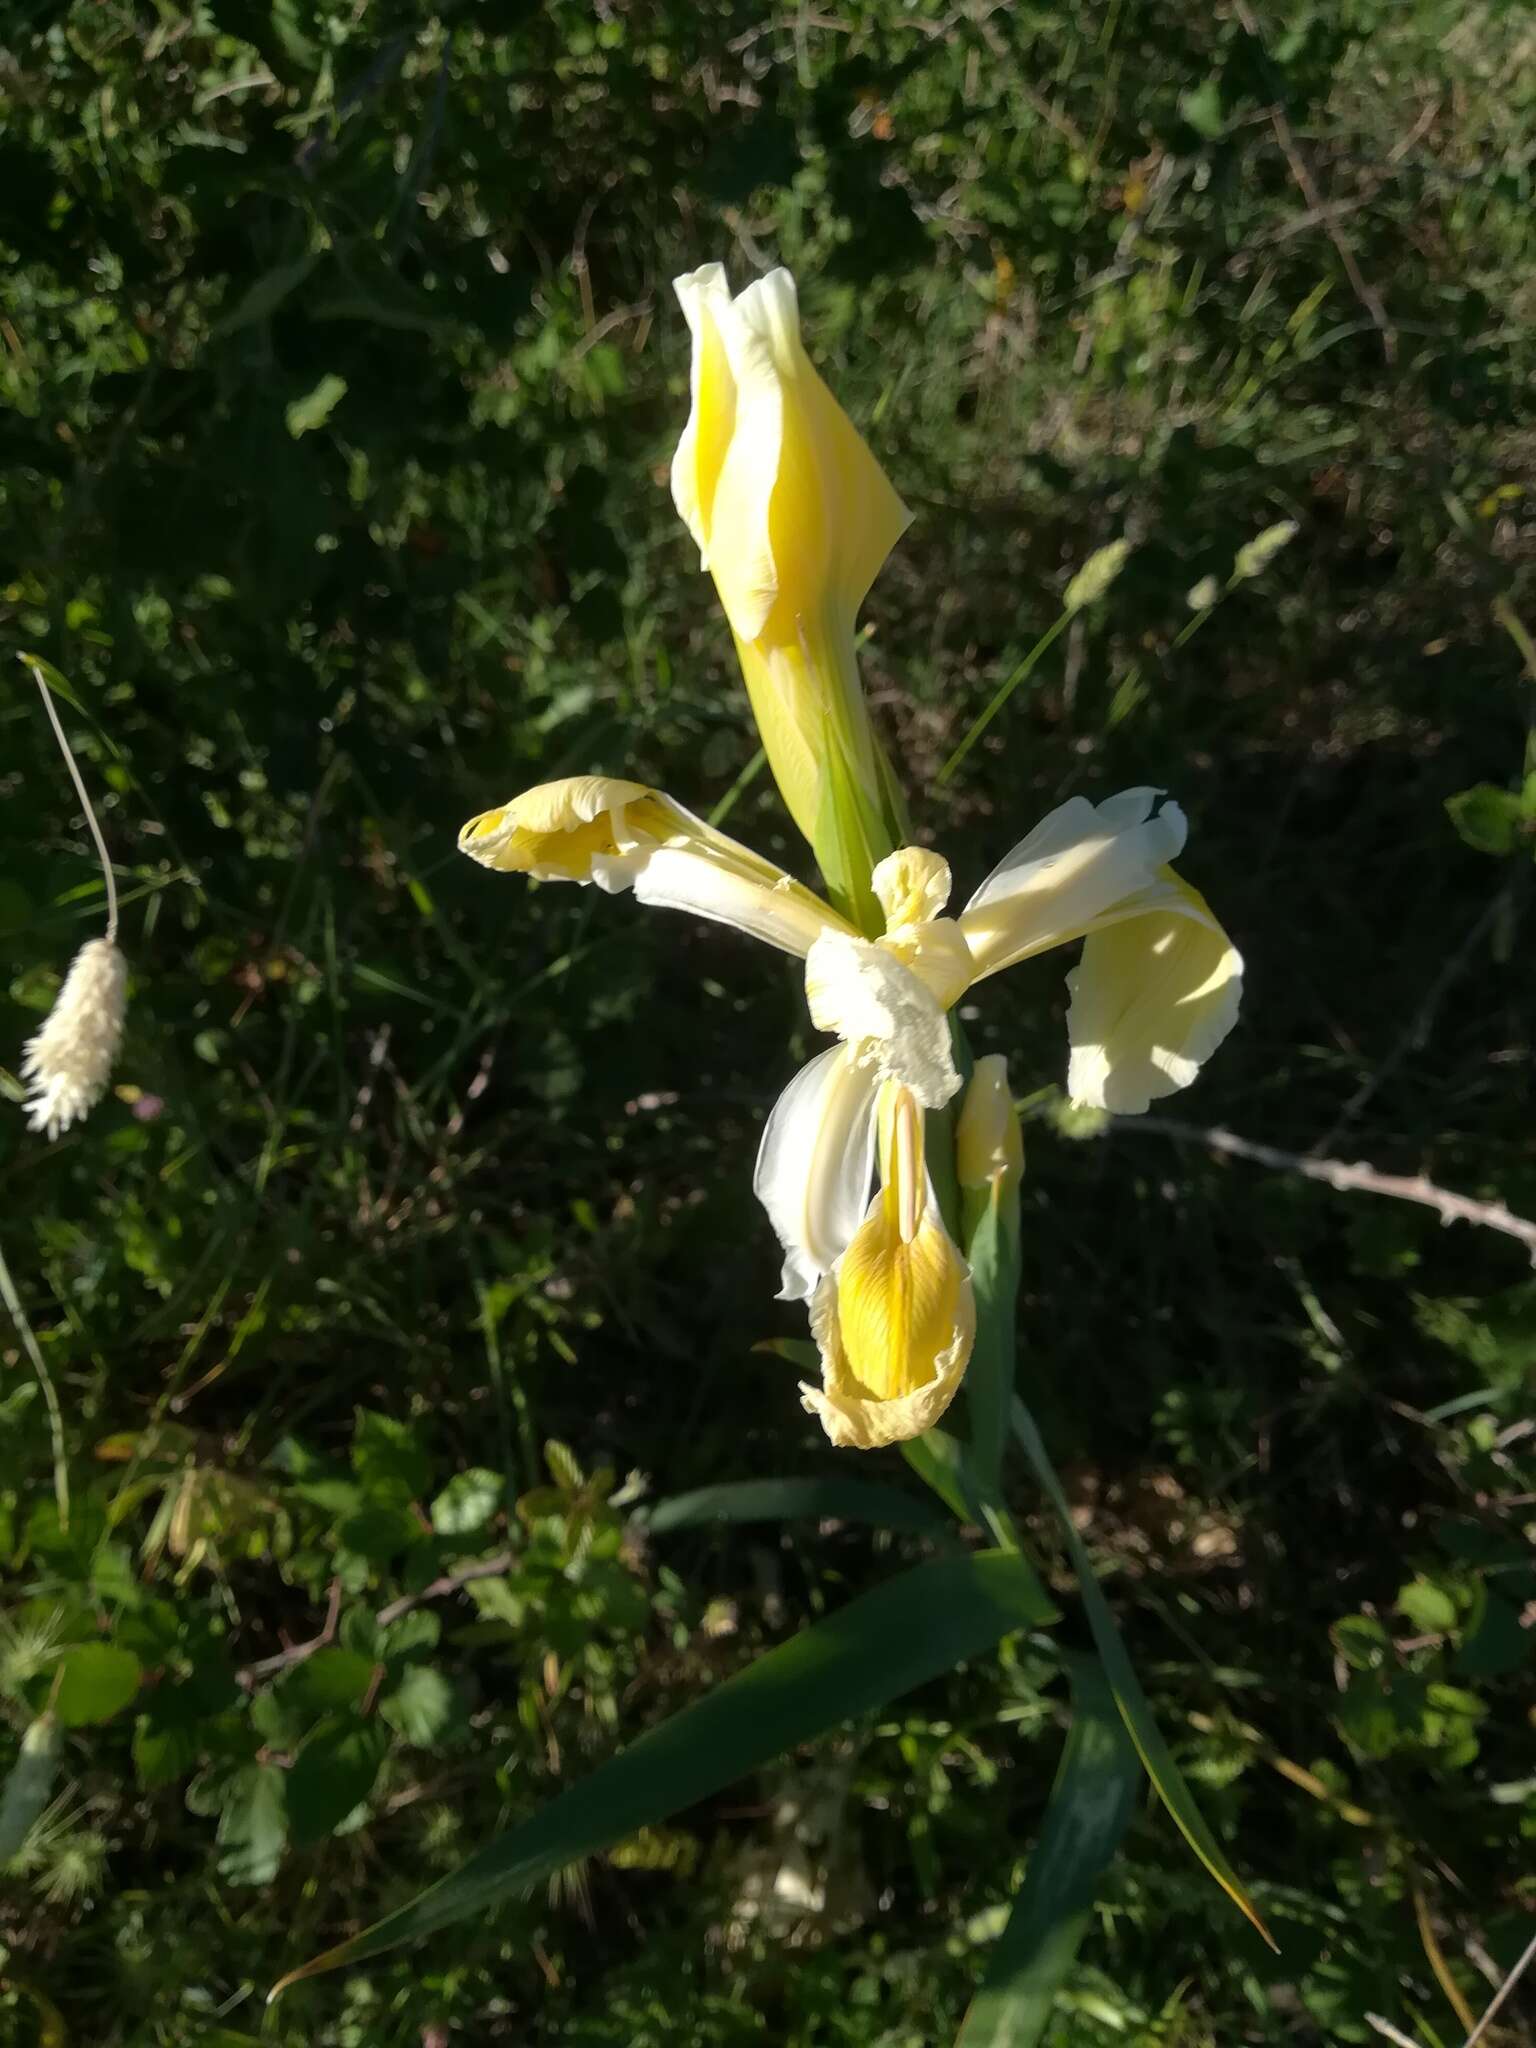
[
  {"x1": 274, "y1": 1549, "x2": 1056, "y2": 1992},
  {"x1": 1010, "y1": 1397, "x2": 1276, "y2": 1951},
  {"x1": 642, "y1": 1476, "x2": 950, "y2": 1536},
  {"x1": 958, "y1": 1653, "x2": 1142, "y2": 2047}
]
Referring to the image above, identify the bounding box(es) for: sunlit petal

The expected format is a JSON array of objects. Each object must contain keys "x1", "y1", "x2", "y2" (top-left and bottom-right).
[
  {"x1": 799, "y1": 1088, "x2": 974, "y2": 1450},
  {"x1": 872, "y1": 846, "x2": 952, "y2": 932},
  {"x1": 754, "y1": 1046, "x2": 880, "y2": 1301},
  {"x1": 804, "y1": 931, "x2": 961, "y2": 1109},
  {"x1": 1065, "y1": 874, "x2": 1243, "y2": 1113},
  {"x1": 959, "y1": 789, "x2": 1187, "y2": 979},
  {"x1": 670, "y1": 264, "x2": 736, "y2": 567}
]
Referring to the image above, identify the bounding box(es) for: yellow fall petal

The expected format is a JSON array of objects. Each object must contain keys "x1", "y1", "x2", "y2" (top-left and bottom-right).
[{"x1": 799, "y1": 1085, "x2": 975, "y2": 1450}]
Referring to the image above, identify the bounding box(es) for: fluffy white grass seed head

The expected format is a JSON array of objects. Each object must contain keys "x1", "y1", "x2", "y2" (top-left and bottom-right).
[{"x1": 21, "y1": 938, "x2": 128, "y2": 1141}]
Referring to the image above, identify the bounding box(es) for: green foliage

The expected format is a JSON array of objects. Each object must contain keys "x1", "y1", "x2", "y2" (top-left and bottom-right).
[{"x1": 2, "y1": 0, "x2": 1535, "y2": 2039}]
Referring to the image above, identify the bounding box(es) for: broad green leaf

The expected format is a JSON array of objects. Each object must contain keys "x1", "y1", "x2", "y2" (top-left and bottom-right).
[
  {"x1": 287, "y1": 1714, "x2": 386, "y2": 1848},
  {"x1": 281, "y1": 1647, "x2": 377, "y2": 1713},
  {"x1": 274, "y1": 1550, "x2": 1054, "y2": 1988},
  {"x1": 900, "y1": 1427, "x2": 976, "y2": 1523},
  {"x1": 285, "y1": 373, "x2": 348, "y2": 438},
  {"x1": 381, "y1": 1665, "x2": 456, "y2": 1746},
  {"x1": 431, "y1": 1467, "x2": 503, "y2": 1537},
  {"x1": 54, "y1": 1643, "x2": 142, "y2": 1727},
  {"x1": 216, "y1": 1763, "x2": 288, "y2": 1885},
  {"x1": 1010, "y1": 1399, "x2": 1275, "y2": 1950},
  {"x1": 1445, "y1": 784, "x2": 1522, "y2": 856},
  {"x1": 351, "y1": 1410, "x2": 430, "y2": 1503},
  {"x1": 958, "y1": 1655, "x2": 1142, "y2": 2046},
  {"x1": 1396, "y1": 1576, "x2": 1458, "y2": 1635},
  {"x1": 643, "y1": 1477, "x2": 948, "y2": 1537}
]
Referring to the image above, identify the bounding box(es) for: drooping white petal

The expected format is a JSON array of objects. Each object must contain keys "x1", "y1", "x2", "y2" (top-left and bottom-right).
[
  {"x1": 1065, "y1": 875, "x2": 1243, "y2": 1113},
  {"x1": 754, "y1": 1045, "x2": 880, "y2": 1301},
  {"x1": 803, "y1": 932, "x2": 961, "y2": 1109},
  {"x1": 960, "y1": 789, "x2": 1187, "y2": 980},
  {"x1": 630, "y1": 845, "x2": 849, "y2": 959}
]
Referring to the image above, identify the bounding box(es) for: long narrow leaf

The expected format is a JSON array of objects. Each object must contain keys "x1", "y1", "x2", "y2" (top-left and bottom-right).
[
  {"x1": 643, "y1": 1476, "x2": 949, "y2": 1536},
  {"x1": 958, "y1": 1654, "x2": 1142, "y2": 2047},
  {"x1": 963, "y1": 1188, "x2": 1020, "y2": 1505},
  {"x1": 1010, "y1": 1398, "x2": 1276, "y2": 1951},
  {"x1": 274, "y1": 1549, "x2": 1056, "y2": 1992}
]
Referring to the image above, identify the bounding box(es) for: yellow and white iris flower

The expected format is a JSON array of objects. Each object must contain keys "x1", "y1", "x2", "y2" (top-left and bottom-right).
[
  {"x1": 460, "y1": 778, "x2": 1241, "y2": 1447},
  {"x1": 671, "y1": 263, "x2": 910, "y2": 908}
]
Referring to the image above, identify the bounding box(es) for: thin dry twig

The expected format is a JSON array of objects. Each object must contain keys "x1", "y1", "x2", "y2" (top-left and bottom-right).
[
  {"x1": 1461, "y1": 1923, "x2": 1536, "y2": 2048},
  {"x1": 236, "y1": 1580, "x2": 343, "y2": 1688},
  {"x1": 375, "y1": 1550, "x2": 516, "y2": 1628},
  {"x1": 1117, "y1": 1118, "x2": 1536, "y2": 1265},
  {"x1": 1364, "y1": 2017, "x2": 1424, "y2": 2048}
]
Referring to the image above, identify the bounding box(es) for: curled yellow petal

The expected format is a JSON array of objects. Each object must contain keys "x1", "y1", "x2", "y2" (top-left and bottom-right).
[
  {"x1": 458, "y1": 776, "x2": 851, "y2": 957},
  {"x1": 799, "y1": 1085, "x2": 975, "y2": 1450},
  {"x1": 458, "y1": 776, "x2": 673, "y2": 882},
  {"x1": 1066, "y1": 873, "x2": 1243, "y2": 1113}
]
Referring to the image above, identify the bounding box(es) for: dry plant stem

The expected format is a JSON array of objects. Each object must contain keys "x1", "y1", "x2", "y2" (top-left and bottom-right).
[
  {"x1": 235, "y1": 1554, "x2": 518, "y2": 1689},
  {"x1": 28, "y1": 664, "x2": 119, "y2": 944},
  {"x1": 1364, "y1": 2017, "x2": 1423, "y2": 2048},
  {"x1": 1118, "y1": 1118, "x2": 1536, "y2": 1264},
  {"x1": 1461, "y1": 1922, "x2": 1536, "y2": 2048},
  {"x1": 375, "y1": 1550, "x2": 517, "y2": 1627},
  {"x1": 0, "y1": 1239, "x2": 69, "y2": 1531}
]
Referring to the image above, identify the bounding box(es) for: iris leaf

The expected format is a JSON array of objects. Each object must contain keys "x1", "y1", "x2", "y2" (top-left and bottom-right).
[
  {"x1": 1010, "y1": 1397, "x2": 1276, "y2": 1951},
  {"x1": 957, "y1": 1652, "x2": 1142, "y2": 2046},
  {"x1": 273, "y1": 1549, "x2": 1056, "y2": 1991},
  {"x1": 643, "y1": 1476, "x2": 949, "y2": 1536}
]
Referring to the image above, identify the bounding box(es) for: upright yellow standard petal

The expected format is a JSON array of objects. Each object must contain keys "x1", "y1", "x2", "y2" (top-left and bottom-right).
[
  {"x1": 1065, "y1": 873, "x2": 1243, "y2": 1113},
  {"x1": 800, "y1": 1085, "x2": 975, "y2": 1450},
  {"x1": 671, "y1": 264, "x2": 910, "y2": 888}
]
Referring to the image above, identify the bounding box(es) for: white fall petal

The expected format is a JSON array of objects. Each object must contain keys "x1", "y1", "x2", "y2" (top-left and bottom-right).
[{"x1": 754, "y1": 1045, "x2": 880, "y2": 1302}]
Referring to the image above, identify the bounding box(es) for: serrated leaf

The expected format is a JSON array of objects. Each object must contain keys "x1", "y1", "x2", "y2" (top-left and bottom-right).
[
  {"x1": 352, "y1": 1411, "x2": 431, "y2": 1503},
  {"x1": 216, "y1": 1763, "x2": 288, "y2": 1885},
  {"x1": 287, "y1": 1714, "x2": 385, "y2": 1848},
  {"x1": 381, "y1": 1665, "x2": 456, "y2": 1745},
  {"x1": 431, "y1": 1468, "x2": 502, "y2": 1538},
  {"x1": 54, "y1": 1643, "x2": 142, "y2": 1726},
  {"x1": 274, "y1": 1550, "x2": 1055, "y2": 1987},
  {"x1": 281, "y1": 1648, "x2": 377, "y2": 1713}
]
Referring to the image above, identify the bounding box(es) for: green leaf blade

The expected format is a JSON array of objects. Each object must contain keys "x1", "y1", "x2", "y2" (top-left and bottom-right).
[
  {"x1": 1010, "y1": 1398, "x2": 1276, "y2": 1953},
  {"x1": 959, "y1": 1655, "x2": 1143, "y2": 2047},
  {"x1": 275, "y1": 1550, "x2": 1055, "y2": 1991},
  {"x1": 642, "y1": 1476, "x2": 949, "y2": 1536}
]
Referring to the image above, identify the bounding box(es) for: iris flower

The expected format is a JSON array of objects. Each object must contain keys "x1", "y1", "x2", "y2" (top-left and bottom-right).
[{"x1": 460, "y1": 777, "x2": 1241, "y2": 1447}]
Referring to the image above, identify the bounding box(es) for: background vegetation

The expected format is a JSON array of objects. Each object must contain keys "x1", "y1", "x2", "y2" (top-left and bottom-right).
[{"x1": 2, "y1": 2, "x2": 1534, "y2": 2041}]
